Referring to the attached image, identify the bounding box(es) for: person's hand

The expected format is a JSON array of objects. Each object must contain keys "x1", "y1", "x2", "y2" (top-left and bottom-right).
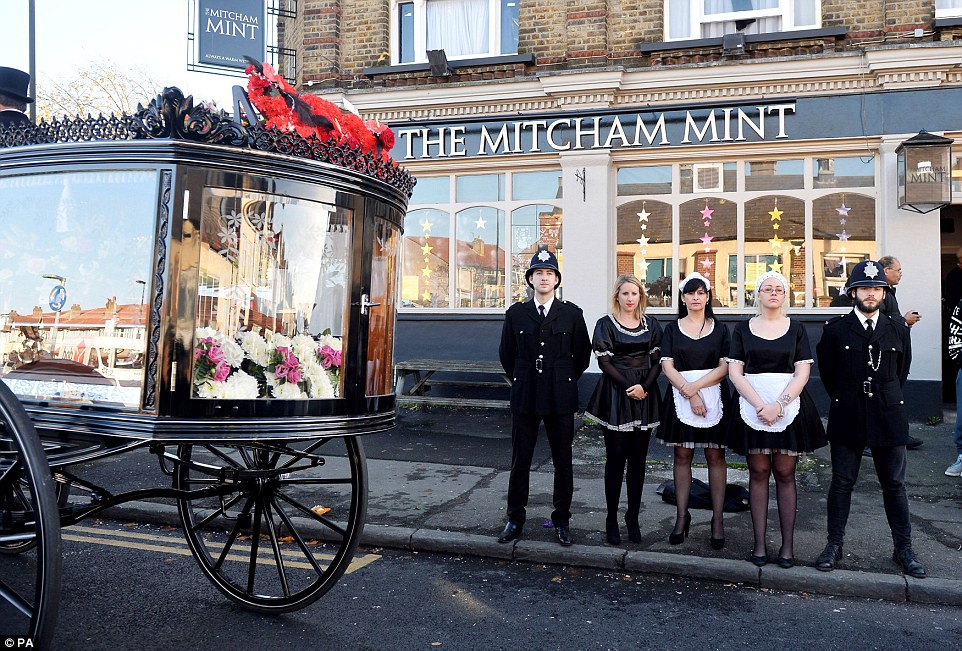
[
  {"x1": 905, "y1": 311, "x2": 921, "y2": 327},
  {"x1": 756, "y1": 403, "x2": 782, "y2": 426},
  {"x1": 679, "y1": 381, "x2": 697, "y2": 399},
  {"x1": 689, "y1": 392, "x2": 707, "y2": 417},
  {"x1": 626, "y1": 384, "x2": 647, "y2": 400}
]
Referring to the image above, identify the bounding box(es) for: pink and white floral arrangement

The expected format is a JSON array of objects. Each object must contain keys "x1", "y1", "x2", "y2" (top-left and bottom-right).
[{"x1": 192, "y1": 327, "x2": 342, "y2": 400}]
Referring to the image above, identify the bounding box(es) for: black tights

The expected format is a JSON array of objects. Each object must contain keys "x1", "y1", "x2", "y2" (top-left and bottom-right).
[
  {"x1": 604, "y1": 428, "x2": 651, "y2": 524},
  {"x1": 747, "y1": 452, "x2": 798, "y2": 559}
]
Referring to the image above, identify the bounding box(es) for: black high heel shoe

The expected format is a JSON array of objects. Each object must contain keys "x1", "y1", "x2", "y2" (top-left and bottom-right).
[
  {"x1": 668, "y1": 511, "x2": 691, "y2": 545},
  {"x1": 605, "y1": 517, "x2": 621, "y2": 545},
  {"x1": 625, "y1": 517, "x2": 641, "y2": 544},
  {"x1": 709, "y1": 516, "x2": 725, "y2": 550}
]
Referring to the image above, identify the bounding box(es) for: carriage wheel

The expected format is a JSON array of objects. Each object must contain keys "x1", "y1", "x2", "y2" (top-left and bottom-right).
[
  {"x1": 0, "y1": 382, "x2": 62, "y2": 648},
  {"x1": 0, "y1": 482, "x2": 70, "y2": 555},
  {"x1": 173, "y1": 435, "x2": 367, "y2": 613}
]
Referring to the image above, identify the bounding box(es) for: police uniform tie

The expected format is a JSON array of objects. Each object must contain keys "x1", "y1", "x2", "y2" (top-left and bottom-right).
[
  {"x1": 865, "y1": 319, "x2": 874, "y2": 335},
  {"x1": 539, "y1": 305, "x2": 546, "y2": 320}
]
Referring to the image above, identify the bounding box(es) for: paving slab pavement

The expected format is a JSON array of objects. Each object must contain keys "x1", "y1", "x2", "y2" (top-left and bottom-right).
[{"x1": 98, "y1": 405, "x2": 962, "y2": 605}]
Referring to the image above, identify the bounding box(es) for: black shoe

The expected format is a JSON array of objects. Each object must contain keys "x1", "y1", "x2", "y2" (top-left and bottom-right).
[
  {"x1": 497, "y1": 521, "x2": 522, "y2": 544},
  {"x1": 555, "y1": 524, "x2": 573, "y2": 547},
  {"x1": 893, "y1": 548, "x2": 927, "y2": 578},
  {"x1": 605, "y1": 518, "x2": 621, "y2": 545},
  {"x1": 862, "y1": 447, "x2": 873, "y2": 458},
  {"x1": 906, "y1": 435, "x2": 924, "y2": 450},
  {"x1": 749, "y1": 552, "x2": 767, "y2": 567},
  {"x1": 668, "y1": 511, "x2": 691, "y2": 545},
  {"x1": 709, "y1": 516, "x2": 725, "y2": 550},
  {"x1": 625, "y1": 516, "x2": 641, "y2": 544},
  {"x1": 777, "y1": 556, "x2": 796, "y2": 569},
  {"x1": 816, "y1": 543, "x2": 843, "y2": 571}
]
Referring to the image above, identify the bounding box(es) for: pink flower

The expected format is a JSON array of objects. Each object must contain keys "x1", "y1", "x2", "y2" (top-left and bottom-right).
[
  {"x1": 194, "y1": 348, "x2": 202, "y2": 361},
  {"x1": 275, "y1": 363, "x2": 290, "y2": 379},
  {"x1": 214, "y1": 362, "x2": 230, "y2": 382},
  {"x1": 287, "y1": 367, "x2": 303, "y2": 384},
  {"x1": 319, "y1": 345, "x2": 341, "y2": 369},
  {"x1": 206, "y1": 344, "x2": 224, "y2": 364}
]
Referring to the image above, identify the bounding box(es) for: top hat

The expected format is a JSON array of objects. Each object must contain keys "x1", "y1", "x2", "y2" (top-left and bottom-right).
[
  {"x1": 525, "y1": 247, "x2": 561, "y2": 288},
  {"x1": 0, "y1": 67, "x2": 33, "y2": 104},
  {"x1": 846, "y1": 260, "x2": 889, "y2": 289}
]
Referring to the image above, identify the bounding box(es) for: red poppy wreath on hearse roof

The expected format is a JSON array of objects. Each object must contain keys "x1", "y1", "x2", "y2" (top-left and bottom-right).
[{"x1": 244, "y1": 57, "x2": 396, "y2": 161}]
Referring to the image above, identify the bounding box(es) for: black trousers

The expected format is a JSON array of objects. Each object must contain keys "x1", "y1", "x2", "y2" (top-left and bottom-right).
[
  {"x1": 826, "y1": 442, "x2": 912, "y2": 551},
  {"x1": 506, "y1": 412, "x2": 574, "y2": 527}
]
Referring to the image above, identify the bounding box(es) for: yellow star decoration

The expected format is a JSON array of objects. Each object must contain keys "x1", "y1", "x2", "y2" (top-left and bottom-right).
[
  {"x1": 769, "y1": 234, "x2": 784, "y2": 249},
  {"x1": 772, "y1": 223, "x2": 780, "y2": 230},
  {"x1": 422, "y1": 291, "x2": 431, "y2": 301},
  {"x1": 768, "y1": 261, "x2": 783, "y2": 273},
  {"x1": 421, "y1": 243, "x2": 433, "y2": 256},
  {"x1": 769, "y1": 206, "x2": 783, "y2": 221},
  {"x1": 420, "y1": 219, "x2": 433, "y2": 234},
  {"x1": 421, "y1": 265, "x2": 431, "y2": 277}
]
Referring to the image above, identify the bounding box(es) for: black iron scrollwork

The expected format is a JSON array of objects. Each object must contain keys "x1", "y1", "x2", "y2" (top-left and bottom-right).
[{"x1": 0, "y1": 86, "x2": 416, "y2": 197}]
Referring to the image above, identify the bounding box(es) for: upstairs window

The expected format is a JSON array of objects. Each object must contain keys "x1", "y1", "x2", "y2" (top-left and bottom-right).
[
  {"x1": 394, "y1": 0, "x2": 519, "y2": 64},
  {"x1": 666, "y1": 0, "x2": 819, "y2": 40},
  {"x1": 936, "y1": 0, "x2": 962, "y2": 18}
]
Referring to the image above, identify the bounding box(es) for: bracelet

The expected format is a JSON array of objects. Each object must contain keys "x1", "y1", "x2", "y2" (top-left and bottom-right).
[
  {"x1": 777, "y1": 394, "x2": 792, "y2": 407},
  {"x1": 776, "y1": 402, "x2": 785, "y2": 416}
]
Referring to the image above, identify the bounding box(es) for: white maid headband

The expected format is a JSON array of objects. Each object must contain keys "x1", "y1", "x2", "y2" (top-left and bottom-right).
[
  {"x1": 755, "y1": 270, "x2": 789, "y2": 294},
  {"x1": 680, "y1": 272, "x2": 711, "y2": 293}
]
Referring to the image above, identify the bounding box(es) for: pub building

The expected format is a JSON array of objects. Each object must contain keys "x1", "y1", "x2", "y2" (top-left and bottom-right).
[{"x1": 276, "y1": 1, "x2": 962, "y2": 416}]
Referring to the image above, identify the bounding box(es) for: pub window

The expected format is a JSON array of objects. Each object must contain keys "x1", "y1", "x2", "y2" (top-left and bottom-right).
[
  {"x1": 617, "y1": 200, "x2": 673, "y2": 308},
  {"x1": 409, "y1": 175, "x2": 451, "y2": 205},
  {"x1": 393, "y1": 0, "x2": 519, "y2": 65},
  {"x1": 951, "y1": 149, "x2": 962, "y2": 201},
  {"x1": 745, "y1": 159, "x2": 804, "y2": 191},
  {"x1": 665, "y1": 0, "x2": 819, "y2": 40},
  {"x1": 680, "y1": 161, "x2": 737, "y2": 194},
  {"x1": 812, "y1": 193, "x2": 876, "y2": 306},
  {"x1": 680, "y1": 197, "x2": 736, "y2": 307},
  {"x1": 936, "y1": 0, "x2": 962, "y2": 18},
  {"x1": 401, "y1": 208, "x2": 451, "y2": 308},
  {"x1": 813, "y1": 156, "x2": 875, "y2": 189},
  {"x1": 513, "y1": 171, "x2": 562, "y2": 200},
  {"x1": 617, "y1": 165, "x2": 673, "y2": 196},
  {"x1": 744, "y1": 195, "x2": 806, "y2": 307},
  {"x1": 455, "y1": 206, "x2": 506, "y2": 308},
  {"x1": 457, "y1": 172, "x2": 504, "y2": 202},
  {"x1": 511, "y1": 204, "x2": 563, "y2": 303}
]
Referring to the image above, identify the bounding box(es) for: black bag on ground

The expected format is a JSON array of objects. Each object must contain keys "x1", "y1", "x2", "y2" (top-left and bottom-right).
[{"x1": 655, "y1": 478, "x2": 750, "y2": 513}]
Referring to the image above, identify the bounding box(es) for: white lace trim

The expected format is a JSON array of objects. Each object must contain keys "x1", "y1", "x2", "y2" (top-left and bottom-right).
[
  {"x1": 659, "y1": 356, "x2": 674, "y2": 362},
  {"x1": 608, "y1": 314, "x2": 649, "y2": 336},
  {"x1": 747, "y1": 448, "x2": 804, "y2": 457},
  {"x1": 725, "y1": 357, "x2": 745, "y2": 364},
  {"x1": 677, "y1": 319, "x2": 715, "y2": 340},
  {"x1": 657, "y1": 439, "x2": 726, "y2": 450},
  {"x1": 794, "y1": 359, "x2": 814, "y2": 365},
  {"x1": 585, "y1": 412, "x2": 659, "y2": 432},
  {"x1": 594, "y1": 350, "x2": 613, "y2": 357}
]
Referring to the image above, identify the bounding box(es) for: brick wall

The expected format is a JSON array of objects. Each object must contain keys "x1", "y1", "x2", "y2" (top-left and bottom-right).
[{"x1": 300, "y1": 0, "x2": 343, "y2": 86}]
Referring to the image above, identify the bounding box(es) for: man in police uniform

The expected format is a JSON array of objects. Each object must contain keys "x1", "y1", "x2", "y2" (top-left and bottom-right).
[
  {"x1": 497, "y1": 247, "x2": 591, "y2": 546},
  {"x1": 814, "y1": 259, "x2": 926, "y2": 578},
  {"x1": 0, "y1": 67, "x2": 33, "y2": 129}
]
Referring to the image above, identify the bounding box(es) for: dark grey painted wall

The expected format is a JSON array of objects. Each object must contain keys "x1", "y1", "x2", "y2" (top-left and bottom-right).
[{"x1": 395, "y1": 312, "x2": 944, "y2": 421}]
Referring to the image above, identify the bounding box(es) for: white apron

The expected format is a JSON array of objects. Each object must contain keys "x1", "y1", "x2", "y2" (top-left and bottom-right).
[
  {"x1": 738, "y1": 372, "x2": 800, "y2": 433},
  {"x1": 671, "y1": 369, "x2": 723, "y2": 428}
]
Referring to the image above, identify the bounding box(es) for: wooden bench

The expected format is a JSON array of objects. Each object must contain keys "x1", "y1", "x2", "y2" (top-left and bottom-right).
[{"x1": 395, "y1": 358, "x2": 512, "y2": 408}]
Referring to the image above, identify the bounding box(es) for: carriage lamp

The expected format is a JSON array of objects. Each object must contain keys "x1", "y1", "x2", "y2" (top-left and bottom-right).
[{"x1": 897, "y1": 131, "x2": 953, "y2": 214}]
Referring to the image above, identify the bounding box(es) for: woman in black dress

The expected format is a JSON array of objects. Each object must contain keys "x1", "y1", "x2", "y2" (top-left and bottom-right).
[
  {"x1": 727, "y1": 271, "x2": 826, "y2": 568},
  {"x1": 657, "y1": 273, "x2": 730, "y2": 549},
  {"x1": 585, "y1": 274, "x2": 662, "y2": 545}
]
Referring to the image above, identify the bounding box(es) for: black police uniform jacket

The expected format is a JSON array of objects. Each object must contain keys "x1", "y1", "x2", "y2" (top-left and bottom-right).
[
  {"x1": 0, "y1": 110, "x2": 31, "y2": 129},
  {"x1": 500, "y1": 299, "x2": 591, "y2": 415},
  {"x1": 815, "y1": 310, "x2": 911, "y2": 447}
]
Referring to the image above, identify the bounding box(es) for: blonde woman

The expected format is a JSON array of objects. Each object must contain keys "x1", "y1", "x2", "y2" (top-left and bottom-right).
[
  {"x1": 658, "y1": 273, "x2": 730, "y2": 549},
  {"x1": 726, "y1": 271, "x2": 825, "y2": 568},
  {"x1": 586, "y1": 275, "x2": 663, "y2": 545}
]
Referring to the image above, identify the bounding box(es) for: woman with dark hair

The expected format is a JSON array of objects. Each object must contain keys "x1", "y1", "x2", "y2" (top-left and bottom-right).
[
  {"x1": 657, "y1": 273, "x2": 730, "y2": 549},
  {"x1": 585, "y1": 274, "x2": 662, "y2": 545},
  {"x1": 726, "y1": 271, "x2": 826, "y2": 568}
]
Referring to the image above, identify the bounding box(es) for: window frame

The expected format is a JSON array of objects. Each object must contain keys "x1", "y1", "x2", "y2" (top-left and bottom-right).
[
  {"x1": 392, "y1": 0, "x2": 518, "y2": 65},
  {"x1": 665, "y1": 0, "x2": 821, "y2": 42}
]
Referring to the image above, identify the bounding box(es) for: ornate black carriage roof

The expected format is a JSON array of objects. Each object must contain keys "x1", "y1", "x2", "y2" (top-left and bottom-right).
[{"x1": 0, "y1": 86, "x2": 415, "y2": 197}]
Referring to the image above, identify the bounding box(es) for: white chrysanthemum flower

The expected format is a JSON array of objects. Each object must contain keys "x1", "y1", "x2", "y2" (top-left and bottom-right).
[
  {"x1": 317, "y1": 334, "x2": 341, "y2": 349},
  {"x1": 196, "y1": 326, "x2": 221, "y2": 342},
  {"x1": 238, "y1": 331, "x2": 271, "y2": 366},
  {"x1": 195, "y1": 381, "x2": 216, "y2": 399},
  {"x1": 222, "y1": 370, "x2": 260, "y2": 399},
  {"x1": 305, "y1": 365, "x2": 335, "y2": 399},
  {"x1": 291, "y1": 334, "x2": 317, "y2": 361},
  {"x1": 271, "y1": 332, "x2": 293, "y2": 350},
  {"x1": 220, "y1": 339, "x2": 245, "y2": 367},
  {"x1": 271, "y1": 381, "x2": 305, "y2": 400}
]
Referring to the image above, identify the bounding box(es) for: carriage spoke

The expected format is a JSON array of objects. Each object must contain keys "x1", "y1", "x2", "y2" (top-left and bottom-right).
[
  {"x1": 270, "y1": 495, "x2": 325, "y2": 574},
  {"x1": 0, "y1": 575, "x2": 33, "y2": 618},
  {"x1": 261, "y1": 501, "x2": 291, "y2": 597},
  {"x1": 247, "y1": 492, "x2": 264, "y2": 594},
  {"x1": 274, "y1": 491, "x2": 347, "y2": 538},
  {"x1": 191, "y1": 493, "x2": 245, "y2": 531},
  {"x1": 212, "y1": 494, "x2": 256, "y2": 570}
]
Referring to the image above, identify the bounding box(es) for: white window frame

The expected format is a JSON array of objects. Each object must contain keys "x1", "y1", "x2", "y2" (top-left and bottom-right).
[
  {"x1": 936, "y1": 0, "x2": 962, "y2": 19},
  {"x1": 665, "y1": 0, "x2": 821, "y2": 42},
  {"x1": 391, "y1": 0, "x2": 512, "y2": 65}
]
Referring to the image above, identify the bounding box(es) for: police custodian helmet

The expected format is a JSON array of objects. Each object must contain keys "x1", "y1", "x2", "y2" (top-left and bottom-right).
[
  {"x1": 525, "y1": 246, "x2": 561, "y2": 288},
  {"x1": 847, "y1": 259, "x2": 889, "y2": 290}
]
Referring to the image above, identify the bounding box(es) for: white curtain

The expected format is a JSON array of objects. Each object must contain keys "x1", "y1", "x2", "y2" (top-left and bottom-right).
[
  {"x1": 668, "y1": 0, "x2": 692, "y2": 39},
  {"x1": 702, "y1": 0, "x2": 780, "y2": 37},
  {"x1": 795, "y1": 0, "x2": 817, "y2": 27},
  {"x1": 937, "y1": 0, "x2": 962, "y2": 9},
  {"x1": 426, "y1": 0, "x2": 489, "y2": 57}
]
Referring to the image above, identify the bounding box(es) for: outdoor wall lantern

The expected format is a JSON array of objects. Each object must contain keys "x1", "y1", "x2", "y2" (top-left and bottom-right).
[{"x1": 897, "y1": 130, "x2": 953, "y2": 214}]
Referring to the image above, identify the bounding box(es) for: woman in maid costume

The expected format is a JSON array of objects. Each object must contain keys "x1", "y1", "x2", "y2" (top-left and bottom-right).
[
  {"x1": 726, "y1": 271, "x2": 826, "y2": 568},
  {"x1": 657, "y1": 272, "x2": 730, "y2": 549},
  {"x1": 585, "y1": 274, "x2": 662, "y2": 546}
]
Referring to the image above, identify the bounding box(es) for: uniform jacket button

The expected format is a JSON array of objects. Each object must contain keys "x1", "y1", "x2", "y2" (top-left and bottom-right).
[
  {"x1": 538, "y1": 354, "x2": 543, "y2": 359},
  {"x1": 844, "y1": 345, "x2": 849, "y2": 350},
  {"x1": 540, "y1": 342, "x2": 544, "y2": 346},
  {"x1": 899, "y1": 400, "x2": 904, "y2": 404}
]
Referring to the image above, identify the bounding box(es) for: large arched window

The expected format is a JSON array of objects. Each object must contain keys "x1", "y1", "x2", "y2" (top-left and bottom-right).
[
  {"x1": 455, "y1": 206, "x2": 505, "y2": 308},
  {"x1": 401, "y1": 208, "x2": 450, "y2": 307},
  {"x1": 617, "y1": 199, "x2": 672, "y2": 307},
  {"x1": 511, "y1": 204, "x2": 563, "y2": 303},
  {"x1": 680, "y1": 197, "x2": 736, "y2": 307}
]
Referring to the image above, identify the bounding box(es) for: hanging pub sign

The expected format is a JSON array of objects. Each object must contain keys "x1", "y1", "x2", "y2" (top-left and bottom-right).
[
  {"x1": 897, "y1": 130, "x2": 953, "y2": 214},
  {"x1": 197, "y1": 0, "x2": 266, "y2": 72}
]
